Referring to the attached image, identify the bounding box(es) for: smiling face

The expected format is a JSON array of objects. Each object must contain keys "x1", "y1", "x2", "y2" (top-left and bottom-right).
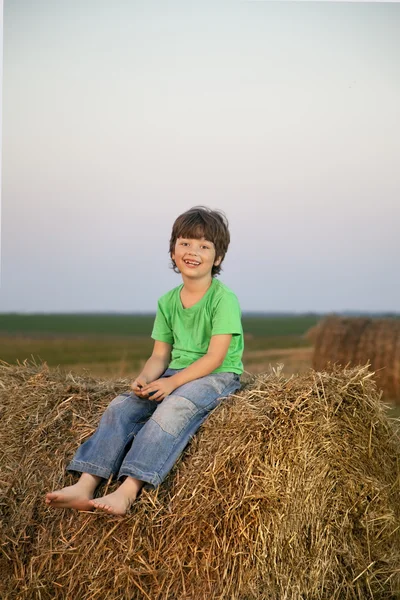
[
  {"x1": 172, "y1": 237, "x2": 222, "y2": 280},
  {"x1": 169, "y1": 208, "x2": 230, "y2": 277}
]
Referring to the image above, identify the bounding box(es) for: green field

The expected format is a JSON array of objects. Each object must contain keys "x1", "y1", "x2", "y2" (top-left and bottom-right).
[
  {"x1": 0, "y1": 313, "x2": 318, "y2": 375},
  {"x1": 0, "y1": 313, "x2": 320, "y2": 338}
]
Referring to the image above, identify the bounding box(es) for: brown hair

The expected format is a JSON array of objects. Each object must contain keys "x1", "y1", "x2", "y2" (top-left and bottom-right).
[{"x1": 169, "y1": 206, "x2": 230, "y2": 277}]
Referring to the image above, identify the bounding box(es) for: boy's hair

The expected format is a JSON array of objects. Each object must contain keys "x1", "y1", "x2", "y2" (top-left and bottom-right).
[{"x1": 169, "y1": 206, "x2": 230, "y2": 277}]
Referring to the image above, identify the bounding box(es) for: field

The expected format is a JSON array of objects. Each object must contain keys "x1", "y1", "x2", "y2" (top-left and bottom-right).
[
  {"x1": 0, "y1": 313, "x2": 318, "y2": 377},
  {"x1": 0, "y1": 313, "x2": 319, "y2": 339},
  {"x1": 1, "y1": 313, "x2": 399, "y2": 417}
]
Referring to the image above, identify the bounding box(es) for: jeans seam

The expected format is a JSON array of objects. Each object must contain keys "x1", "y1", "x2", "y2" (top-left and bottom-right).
[
  {"x1": 69, "y1": 460, "x2": 107, "y2": 469},
  {"x1": 118, "y1": 466, "x2": 161, "y2": 487},
  {"x1": 149, "y1": 418, "x2": 186, "y2": 437}
]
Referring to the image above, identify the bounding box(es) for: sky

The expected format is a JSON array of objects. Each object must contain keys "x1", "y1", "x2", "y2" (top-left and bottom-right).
[{"x1": 1, "y1": 1, "x2": 399, "y2": 313}]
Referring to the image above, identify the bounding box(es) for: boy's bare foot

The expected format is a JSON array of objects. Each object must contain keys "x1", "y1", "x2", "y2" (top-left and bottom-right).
[
  {"x1": 45, "y1": 484, "x2": 94, "y2": 511},
  {"x1": 45, "y1": 473, "x2": 102, "y2": 511},
  {"x1": 89, "y1": 476, "x2": 144, "y2": 516},
  {"x1": 90, "y1": 489, "x2": 133, "y2": 516}
]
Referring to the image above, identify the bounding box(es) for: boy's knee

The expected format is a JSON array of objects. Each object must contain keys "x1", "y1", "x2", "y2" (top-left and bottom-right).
[
  {"x1": 109, "y1": 393, "x2": 132, "y2": 408},
  {"x1": 101, "y1": 393, "x2": 130, "y2": 424},
  {"x1": 151, "y1": 394, "x2": 198, "y2": 437}
]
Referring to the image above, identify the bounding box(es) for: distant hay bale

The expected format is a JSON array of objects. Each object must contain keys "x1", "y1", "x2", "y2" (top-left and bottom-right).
[
  {"x1": 1, "y1": 361, "x2": 399, "y2": 600},
  {"x1": 303, "y1": 324, "x2": 320, "y2": 344},
  {"x1": 312, "y1": 316, "x2": 400, "y2": 402}
]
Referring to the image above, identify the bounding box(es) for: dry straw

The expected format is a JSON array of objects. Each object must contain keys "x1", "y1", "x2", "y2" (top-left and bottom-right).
[
  {"x1": 1, "y1": 361, "x2": 399, "y2": 599},
  {"x1": 312, "y1": 316, "x2": 400, "y2": 403}
]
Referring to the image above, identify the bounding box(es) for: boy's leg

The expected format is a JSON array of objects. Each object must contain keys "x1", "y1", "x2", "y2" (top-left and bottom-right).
[
  {"x1": 90, "y1": 373, "x2": 240, "y2": 515},
  {"x1": 45, "y1": 392, "x2": 158, "y2": 510},
  {"x1": 67, "y1": 392, "x2": 158, "y2": 478}
]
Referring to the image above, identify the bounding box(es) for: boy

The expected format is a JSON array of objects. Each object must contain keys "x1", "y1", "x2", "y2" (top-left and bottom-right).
[{"x1": 45, "y1": 206, "x2": 243, "y2": 516}]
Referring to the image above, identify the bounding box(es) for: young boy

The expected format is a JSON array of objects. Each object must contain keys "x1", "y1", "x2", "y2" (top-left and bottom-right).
[{"x1": 45, "y1": 206, "x2": 243, "y2": 516}]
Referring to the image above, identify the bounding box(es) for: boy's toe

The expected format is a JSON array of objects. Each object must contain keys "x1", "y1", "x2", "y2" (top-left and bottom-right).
[{"x1": 45, "y1": 492, "x2": 59, "y2": 505}]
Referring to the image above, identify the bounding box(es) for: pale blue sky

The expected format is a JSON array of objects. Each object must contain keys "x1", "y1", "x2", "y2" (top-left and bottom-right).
[{"x1": 1, "y1": 1, "x2": 399, "y2": 313}]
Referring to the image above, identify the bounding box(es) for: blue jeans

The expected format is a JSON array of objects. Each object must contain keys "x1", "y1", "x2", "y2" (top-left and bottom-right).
[{"x1": 67, "y1": 369, "x2": 240, "y2": 489}]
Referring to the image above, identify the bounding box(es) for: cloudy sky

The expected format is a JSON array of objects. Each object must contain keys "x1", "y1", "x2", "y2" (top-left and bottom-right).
[{"x1": 1, "y1": 1, "x2": 399, "y2": 313}]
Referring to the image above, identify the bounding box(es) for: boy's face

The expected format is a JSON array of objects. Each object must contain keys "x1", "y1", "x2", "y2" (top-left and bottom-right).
[{"x1": 172, "y1": 237, "x2": 221, "y2": 279}]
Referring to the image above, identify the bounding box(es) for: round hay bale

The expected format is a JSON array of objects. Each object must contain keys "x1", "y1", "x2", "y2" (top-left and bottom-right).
[
  {"x1": 303, "y1": 323, "x2": 321, "y2": 344},
  {"x1": 1, "y1": 362, "x2": 399, "y2": 600},
  {"x1": 312, "y1": 316, "x2": 400, "y2": 403}
]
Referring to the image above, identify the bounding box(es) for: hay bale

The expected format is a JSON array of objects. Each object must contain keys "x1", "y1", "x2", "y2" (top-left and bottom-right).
[
  {"x1": 312, "y1": 316, "x2": 400, "y2": 403},
  {"x1": 303, "y1": 324, "x2": 320, "y2": 344},
  {"x1": 1, "y1": 361, "x2": 399, "y2": 600}
]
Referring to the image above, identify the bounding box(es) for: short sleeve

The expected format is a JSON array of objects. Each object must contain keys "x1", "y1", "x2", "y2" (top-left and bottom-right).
[
  {"x1": 211, "y1": 292, "x2": 242, "y2": 336},
  {"x1": 151, "y1": 300, "x2": 174, "y2": 344}
]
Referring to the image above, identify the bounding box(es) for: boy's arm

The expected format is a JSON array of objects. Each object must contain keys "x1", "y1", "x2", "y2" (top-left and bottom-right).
[
  {"x1": 141, "y1": 334, "x2": 232, "y2": 401},
  {"x1": 131, "y1": 341, "x2": 171, "y2": 396}
]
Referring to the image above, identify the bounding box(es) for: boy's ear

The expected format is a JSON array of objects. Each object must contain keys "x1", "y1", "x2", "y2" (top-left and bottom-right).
[{"x1": 214, "y1": 256, "x2": 222, "y2": 266}]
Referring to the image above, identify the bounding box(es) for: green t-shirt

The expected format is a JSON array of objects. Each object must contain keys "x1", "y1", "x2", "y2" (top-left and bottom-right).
[{"x1": 151, "y1": 278, "x2": 244, "y2": 375}]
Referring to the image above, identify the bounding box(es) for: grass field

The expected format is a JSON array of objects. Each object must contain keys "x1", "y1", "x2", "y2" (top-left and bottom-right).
[
  {"x1": 0, "y1": 314, "x2": 317, "y2": 375},
  {"x1": 0, "y1": 313, "x2": 320, "y2": 337}
]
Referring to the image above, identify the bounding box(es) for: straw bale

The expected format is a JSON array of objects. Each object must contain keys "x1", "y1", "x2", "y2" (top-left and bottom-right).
[
  {"x1": 312, "y1": 316, "x2": 400, "y2": 402},
  {"x1": 1, "y1": 361, "x2": 399, "y2": 600},
  {"x1": 303, "y1": 324, "x2": 320, "y2": 344}
]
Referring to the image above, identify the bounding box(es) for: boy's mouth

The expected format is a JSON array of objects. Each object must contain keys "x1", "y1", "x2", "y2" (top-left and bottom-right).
[{"x1": 183, "y1": 259, "x2": 201, "y2": 267}]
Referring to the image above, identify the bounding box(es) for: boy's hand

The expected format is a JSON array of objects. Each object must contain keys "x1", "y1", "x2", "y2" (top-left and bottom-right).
[
  {"x1": 131, "y1": 376, "x2": 149, "y2": 398},
  {"x1": 141, "y1": 377, "x2": 177, "y2": 402}
]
